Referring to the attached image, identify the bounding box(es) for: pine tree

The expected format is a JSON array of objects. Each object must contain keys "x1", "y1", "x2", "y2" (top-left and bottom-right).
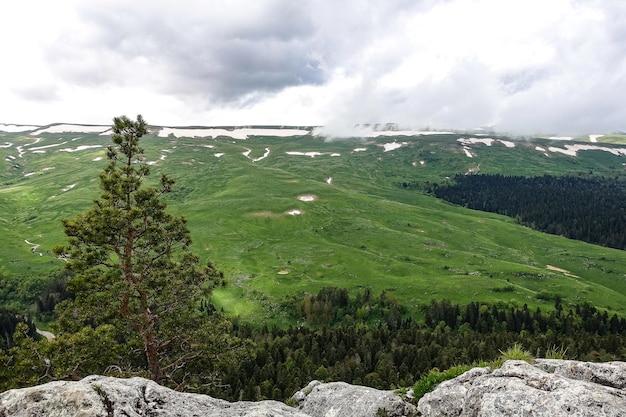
[{"x1": 54, "y1": 115, "x2": 218, "y2": 384}]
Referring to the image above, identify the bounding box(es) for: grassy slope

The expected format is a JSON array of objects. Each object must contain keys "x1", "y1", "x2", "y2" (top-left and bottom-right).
[{"x1": 2, "y1": 130, "x2": 626, "y2": 324}]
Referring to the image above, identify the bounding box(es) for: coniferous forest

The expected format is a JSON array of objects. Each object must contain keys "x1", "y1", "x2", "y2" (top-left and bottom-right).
[
  {"x1": 428, "y1": 174, "x2": 626, "y2": 249},
  {"x1": 205, "y1": 290, "x2": 626, "y2": 401}
]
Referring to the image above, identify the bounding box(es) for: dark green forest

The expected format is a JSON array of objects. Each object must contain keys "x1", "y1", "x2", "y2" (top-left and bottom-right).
[
  {"x1": 206, "y1": 290, "x2": 626, "y2": 401},
  {"x1": 4, "y1": 285, "x2": 626, "y2": 401},
  {"x1": 427, "y1": 174, "x2": 626, "y2": 249}
]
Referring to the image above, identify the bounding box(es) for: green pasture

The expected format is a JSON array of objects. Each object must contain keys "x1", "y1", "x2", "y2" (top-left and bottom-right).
[{"x1": 2, "y1": 129, "x2": 626, "y2": 324}]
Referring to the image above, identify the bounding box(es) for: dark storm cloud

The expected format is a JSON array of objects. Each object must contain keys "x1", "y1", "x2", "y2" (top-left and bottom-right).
[{"x1": 45, "y1": 0, "x2": 327, "y2": 103}]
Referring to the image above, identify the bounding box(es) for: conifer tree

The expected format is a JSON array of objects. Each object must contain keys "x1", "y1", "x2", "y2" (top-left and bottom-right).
[{"x1": 54, "y1": 115, "x2": 217, "y2": 384}]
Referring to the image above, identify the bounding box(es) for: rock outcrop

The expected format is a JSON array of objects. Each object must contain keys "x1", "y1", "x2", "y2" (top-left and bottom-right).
[
  {"x1": 0, "y1": 375, "x2": 413, "y2": 417},
  {"x1": 3, "y1": 360, "x2": 625, "y2": 417},
  {"x1": 418, "y1": 359, "x2": 626, "y2": 416},
  {"x1": 292, "y1": 380, "x2": 416, "y2": 417}
]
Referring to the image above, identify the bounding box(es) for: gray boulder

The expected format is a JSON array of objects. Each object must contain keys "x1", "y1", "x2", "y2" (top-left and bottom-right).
[
  {"x1": 292, "y1": 380, "x2": 416, "y2": 417},
  {"x1": 0, "y1": 376, "x2": 414, "y2": 417},
  {"x1": 418, "y1": 359, "x2": 626, "y2": 417},
  {"x1": 0, "y1": 375, "x2": 310, "y2": 417}
]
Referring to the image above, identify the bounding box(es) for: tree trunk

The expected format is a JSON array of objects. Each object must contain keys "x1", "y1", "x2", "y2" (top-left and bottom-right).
[{"x1": 144, "y1": 330, "x2": 163, "y2": 384}]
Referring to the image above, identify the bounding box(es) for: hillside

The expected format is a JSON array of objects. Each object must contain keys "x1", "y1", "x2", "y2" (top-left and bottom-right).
[{"x1": 2, "y1": 124, "x2": 626, "y2": 324}]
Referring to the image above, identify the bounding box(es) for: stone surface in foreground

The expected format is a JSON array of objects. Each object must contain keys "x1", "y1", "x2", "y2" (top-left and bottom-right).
[
  {"x1": 0, "y1": 375, "x2": 413, "y2": 417},
  {"x1": 418, "y1": 359, "x2": 626, "y2": 417}
]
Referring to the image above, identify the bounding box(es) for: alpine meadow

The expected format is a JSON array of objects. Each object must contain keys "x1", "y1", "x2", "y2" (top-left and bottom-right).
[{"x1": 2, "y1": 119, "x2": 626, "y2": 399}]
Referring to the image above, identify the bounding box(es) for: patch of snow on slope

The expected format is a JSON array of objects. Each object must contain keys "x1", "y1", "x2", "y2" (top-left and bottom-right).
[
  {"x1": 589, "y1": 134, "x2": 604, "y2": 143},
  {"x1": 548, "y1": 136, "x2": 573, "y2": 141},
  {"x1": 214, "y1": 153, "x2": 224, "y2": 158},
  {"x1": 0, "y1": 124, "x2": 39, "y2": 132},
  {"x1": 158, "y1": 127, "x2": 309, "y2": 139},
  {"x1": 548, "y1": 144, "x2": 626, "y2": 157},
  {"x1": 30, "y1": 142, "x2": 67, "y2": 151},
  {"x1": 58, "y1": 145, "x2": 103, "y2": 152},
  {"x1": 31, "y1": 124, "x2": 110, "y2": 135},
  {"x1": 463, "y1": 147, "x2": 473, "y2": 158},
  {"x1": 383, "y1": 142, "x2": 404, "y2": 152},
  {"x1": 253, "y1": 148, "x2": 270, "y2": 162},
  {"x1": 147, "y1": 155, "x2": 167, "y2": 165},
  {"x1": 458, "y1": 138, "x2": 495, "y2": 146},
  {"x1": 0, "y1": 142, "x2": 13, "y2": 148},
  {"x1": 353, "y1": 148, "x2": 367, "y2": 152},
  {"x1": 286, "y1": 151, "x2": 325, "y2": 157},
  {"x1": 499, "y1": 140, "x2": 515, "y2": 148}
]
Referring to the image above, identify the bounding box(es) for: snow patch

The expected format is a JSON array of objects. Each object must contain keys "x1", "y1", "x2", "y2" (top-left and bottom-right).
[
  {"x1": 214, "y1": 153, "x2": 225, "y2": 158},
  {"x1": 287, "y1": 209, "x2": 302, "y2": 216},
  {"x1": 147, "y1": 155, "x2": 167, "y2": 165},
  {"x1": 62, "y1": 184, "x2": 76, "y2": 192},
  {"x1": 499, "y1": 140, "x2": 515, "y2": 148},
  {"x1": 0, "y1": 124, "x2": 39, "y2": 132},
  {"x1": 58, "y1": 145, "x2": 103, "y2": 152},
  {"x1": 458, "y1": 138, "x2": 495, "y2": 146},
  {"x1": 548, "y1": 144, "x2": 626, "y2": 157},
  {"x1": 254, "y1": 147, "x2": 270, "y2": 162},
  {"x1": 589, "y1": 134, "x2": 604, "y2": 143},
  {"x1": 463, "y1": 147, "x2": 473, "y2": 158},
  {"x1": 353, "y1": 148, "x2": 367, "y2": 152},
  {"x1": 286, "y1": 151, "x2": 325, "y2": 157},
  {"x1": 93, "y1": 157, "x2": 103, "y2": 162},
  {"x1": 0, "y1": 142, "x2": 12, "y2": 148},
  {"x1": 383, "y1": 142, "x2": 405, "y2": 152},
  {"x1": 548, "y1": 136, "x2": 573, "y2": 141},
  {"x1": 326, "y1": 177, "x2": 332, "y2": 185},
  {"x1": 158, "y1": 127, "x2": 309, "y2": 139},
  {"x1": 30, "y1": 142, "x2": 67, "y2": 151},
  {"x1": 31, "y1": 124, "x2": 110, "y2": 135},
  {"x1": 297, "y1": 195, "x2": 317, "y2": 202}
]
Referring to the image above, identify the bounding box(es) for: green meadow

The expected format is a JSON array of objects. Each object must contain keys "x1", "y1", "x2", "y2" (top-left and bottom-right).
[{"x1": 2, "y1": 128, "x2": 626, "y2": 325}]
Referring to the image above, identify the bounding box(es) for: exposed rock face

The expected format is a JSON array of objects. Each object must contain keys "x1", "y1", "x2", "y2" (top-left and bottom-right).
[
  {"x1": 418, "y1": 359, "x2": 626, "y2": 417},
  {"x1": 292, "y1": 380, "x2": 416, "y2": 417},
  {"x1": 0, "y1": 375, "x2": 310, "y2": 417},
  {"x1": 0, "y1": 376, "x2": 413, "y2": 417}
]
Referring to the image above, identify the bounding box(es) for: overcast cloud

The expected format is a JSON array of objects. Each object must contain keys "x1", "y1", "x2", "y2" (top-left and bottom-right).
[{"x1": 1, "y1": 0, "x2": 625, "y2": 134}]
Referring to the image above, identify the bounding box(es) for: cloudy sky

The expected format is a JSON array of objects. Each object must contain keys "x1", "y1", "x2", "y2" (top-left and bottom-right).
[{"x1": 1, "y1": 0, "x2": 625, "y2": 134}]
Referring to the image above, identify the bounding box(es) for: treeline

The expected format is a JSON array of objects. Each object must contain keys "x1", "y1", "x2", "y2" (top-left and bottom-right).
[
  {"x1": 202, "y1": 291, "x2": 626, "y2": 402},
  {"x1": 0, "y1": 310, "x2": 37, "y2": 350},
  {"x1": 293, "y1": 286, "x2": 405, "y2": 326},
  {"x1": 426, "y1": 174, "x2": 626, "y2": 249}
]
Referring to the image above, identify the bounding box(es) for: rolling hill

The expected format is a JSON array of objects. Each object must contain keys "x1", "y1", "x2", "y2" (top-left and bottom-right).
[{"x1": 2, "y1": 123, "x2": 626, "y2": 325}]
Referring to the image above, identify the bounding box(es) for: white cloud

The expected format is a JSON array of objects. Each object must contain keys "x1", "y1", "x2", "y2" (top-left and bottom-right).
[{"x1": 0, "y1": 0, "x2": 625, "y2": 134}]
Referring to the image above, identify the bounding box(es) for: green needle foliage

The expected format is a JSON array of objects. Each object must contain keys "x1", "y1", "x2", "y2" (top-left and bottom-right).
[{"x1": 53, "y1": 115, "x2": 223, "y2": 385}]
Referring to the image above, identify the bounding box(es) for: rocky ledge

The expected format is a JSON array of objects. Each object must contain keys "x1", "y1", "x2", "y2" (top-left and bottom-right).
[
  {"x1": 0, "y1": 375, "x2": 413, "y2": 417},
  {"x1": 418, "y1": 359, "x2": 626, "y2": 416},
  {"x1": 1, "y1": 359, "x2": 625, "y2": 416}
]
